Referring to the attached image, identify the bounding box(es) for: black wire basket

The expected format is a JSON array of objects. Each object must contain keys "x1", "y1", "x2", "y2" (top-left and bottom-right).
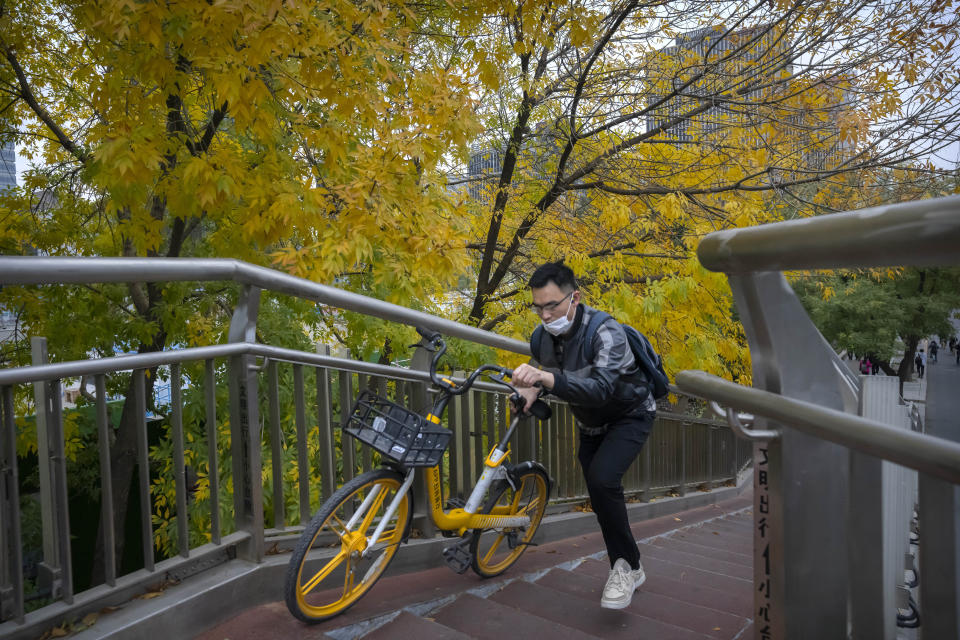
[{"x1": 344, "y1": 390, "x2": 452, "y2": 467}]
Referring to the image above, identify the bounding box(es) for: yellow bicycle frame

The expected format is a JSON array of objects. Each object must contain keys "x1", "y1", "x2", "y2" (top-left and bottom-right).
[{"x1": 423, "y1": 456, "x2": 530, "y2": 536}]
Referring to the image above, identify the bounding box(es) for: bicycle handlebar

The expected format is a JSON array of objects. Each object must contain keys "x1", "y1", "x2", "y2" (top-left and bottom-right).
[
  {"x1": 413, "y1": 327, "x2": 550, "y2": 419},
  {"x1": 415, "y1": 326, "x2": 514, "y2": 396}
]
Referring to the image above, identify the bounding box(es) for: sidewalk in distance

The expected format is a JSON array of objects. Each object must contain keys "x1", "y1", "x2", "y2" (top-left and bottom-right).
[
  {"x1": 925, "y1": 354, "x2": 959, "y2": 441},
  {"x1": 197, "y1": 491, "x2": 753, "y2": 640}
]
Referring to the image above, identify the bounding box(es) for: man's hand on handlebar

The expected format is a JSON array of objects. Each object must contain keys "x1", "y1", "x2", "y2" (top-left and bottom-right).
[
  {"x1": 512, "y1": 363, "x2": 554, "y2": 390},
  {"x1": 511, "y1": 364, "x2": 554, "y2": 412},
  {"x1": 512, "y1": 386, "x2": 541, "y2": 413}
]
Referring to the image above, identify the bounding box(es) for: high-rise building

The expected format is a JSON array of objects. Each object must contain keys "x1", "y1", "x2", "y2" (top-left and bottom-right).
[
  {"x1": 467, "y1": 147, "x2": 504, "y2": 201},
  {"x1": 645, "y1": 25, "x2": 853, "y2": 172},
  {"x1": 0, "y1": 142, "x2": 16, "y2": 190},
  {"x1": 645, "y1": 25, "x2": 790, "y2": 143}
]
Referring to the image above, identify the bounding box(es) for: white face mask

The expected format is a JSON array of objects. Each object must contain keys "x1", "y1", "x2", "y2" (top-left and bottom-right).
[{"x1": 542, "y1": 296, "x2": 575, "y2": 336}]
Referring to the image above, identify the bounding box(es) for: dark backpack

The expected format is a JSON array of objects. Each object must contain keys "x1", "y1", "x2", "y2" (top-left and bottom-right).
[{"x1": 531, "y1": 311, "x2": 670, "y2": 400}]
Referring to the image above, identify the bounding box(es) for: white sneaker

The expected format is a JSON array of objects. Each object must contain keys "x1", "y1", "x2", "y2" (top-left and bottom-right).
[{"x1": 601, "y1": 558, "x2": 642, "y2": 609}]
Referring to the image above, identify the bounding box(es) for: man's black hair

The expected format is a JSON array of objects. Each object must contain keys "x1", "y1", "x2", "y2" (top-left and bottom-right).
[{"x1": 528, "y1": 261, "x2": 578, "y2": 291}]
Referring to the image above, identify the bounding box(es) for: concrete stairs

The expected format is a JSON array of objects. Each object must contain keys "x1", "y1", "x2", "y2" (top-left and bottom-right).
[
  {"x1": 331, "y1": 511, "x2": 754, "y2": 640},
  {"x1": 195, "y1": 493, "x2": 754, "y2": 640}
]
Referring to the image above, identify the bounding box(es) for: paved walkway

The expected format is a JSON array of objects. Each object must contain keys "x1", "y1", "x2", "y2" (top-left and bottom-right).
[
  {"x1": 197, "y1": 492, "x2": 753, "y2": 640},
  {"x1": 925, "y1": 352, "x2": 959, "y2": 442}
]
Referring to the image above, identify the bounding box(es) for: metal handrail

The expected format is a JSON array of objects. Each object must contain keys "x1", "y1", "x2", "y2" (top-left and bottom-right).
[
  {"x1": 0, "y1": 256, "x2": 530, "y2": 355},
  {"x1": 0, "y1": 343, "x2": 514, "y2": 395},
  {"x1": 676, "y1": 370, "x2": 960, "y2": 484},
  {"x1": 723, "y1": 406, "x2": 779, "y2": 441},
  {"x1": 0, "y1": 256, "x2": 753, "y2": 639},
  {"x1": 697, "y1": 195, "x2": 960, "y2": 273}
]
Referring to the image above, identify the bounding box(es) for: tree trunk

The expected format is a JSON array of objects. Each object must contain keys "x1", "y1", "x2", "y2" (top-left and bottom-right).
[{"x1": 896, "y1": 335, "x2": 920, "y2": 393}]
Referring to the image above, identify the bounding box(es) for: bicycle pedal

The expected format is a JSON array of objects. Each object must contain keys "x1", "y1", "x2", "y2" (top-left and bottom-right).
[{"x1": 441, "y1": 539, "x2": 472, "y2": 574}]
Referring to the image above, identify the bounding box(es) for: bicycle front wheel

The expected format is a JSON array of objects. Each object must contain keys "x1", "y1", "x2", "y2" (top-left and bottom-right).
[
  {"x1": 470, "y1": 464, "x2": 550, "y2": 578},
  {"x1": 284, "y1": 468, "x2": 412, "y2": 623}
]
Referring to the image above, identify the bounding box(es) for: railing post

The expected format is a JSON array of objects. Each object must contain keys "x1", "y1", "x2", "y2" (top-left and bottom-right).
[
  {"x1": 204, "y1": 359, "x2": 222, "y2": 545},
  {"x1": 678, "y1": 395, "x2": 689, "y2": 497},
  {"x1": 0, "y1": 385, "x2": 24, "y2": 623},
  {"x1": 133, "y1": 371, "x2": 153, "y2": 573},
  {"x1": 316, "y1": 345, "x2": 336, "y2": 504},
  {"x1": 641, "y1": 427, "x2": 652, "y2": 502},
  {"x1": 227, "y1": 284, "x2": 264, "y2": 561},
  {"x1": 679, "y1": 420, "x2": 687, "y2": 497},
  {"x1": 707, "y1": 426, "x2": 714, "y2": 489},
  {"x1": 30, "y1": 338, "x2": 63, "y2": 600},
  {"x1": 727, "y1": 271, "x2": 858, "y2": 640},
  {"x1": 410, "y1": 344, "x2": 436, "y2": 536},
  {"x1": 267, "y1": 361, "x2": 284, "y2": 529}
]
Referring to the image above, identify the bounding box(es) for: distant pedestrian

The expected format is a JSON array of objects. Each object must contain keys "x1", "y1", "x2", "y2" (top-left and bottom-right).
[
  {"x1": 871, "y1": 359, "x2": 880, "y2": 375},
  {"x1": 929, "y1": 341, "x2": 939, "y2": 363},
  {"x1": 915, "y1": 350, "x2": 926, "y2": 379},
  {"x1": 859, "y1": 357, "x2": 872, "y2": 375}
]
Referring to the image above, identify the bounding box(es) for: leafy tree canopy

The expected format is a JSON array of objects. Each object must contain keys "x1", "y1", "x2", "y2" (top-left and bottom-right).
[
  {"x1": 792, "y1": 173, "x2": 960, "y2": 381},
  {"x1": 445, "y1": 0, "x2": 960, "y2": 382},
  {"x1": 794, "y1": 268, "x2": 960, "y2": 378}
]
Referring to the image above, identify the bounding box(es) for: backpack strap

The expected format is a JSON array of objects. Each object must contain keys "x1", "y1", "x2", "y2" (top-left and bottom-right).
[{"x1": 582, "y1": 310, "x2": 611, "y2": 363}]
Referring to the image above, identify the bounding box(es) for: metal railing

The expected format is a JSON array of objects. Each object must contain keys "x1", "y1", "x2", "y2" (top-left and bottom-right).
[
  {"x1": 0, "y1": 257, "x2": 749, "y2": 639},
  {"x1": 678, "y1": 194, "x2": 960, "y2": 640}
]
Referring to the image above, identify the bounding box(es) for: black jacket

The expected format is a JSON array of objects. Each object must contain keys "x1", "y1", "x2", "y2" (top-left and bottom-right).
[{"x1": 533, "y1": 305, "x2": 656, "y2": 434}]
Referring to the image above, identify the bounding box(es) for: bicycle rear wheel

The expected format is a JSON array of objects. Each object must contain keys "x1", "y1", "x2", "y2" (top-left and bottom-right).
[
  {"x1": 284, "y1": 468, "x2": 412, "y2": 623},
  {"x1": 470, "y1": 464, "x2": 550, "y2": 578}
]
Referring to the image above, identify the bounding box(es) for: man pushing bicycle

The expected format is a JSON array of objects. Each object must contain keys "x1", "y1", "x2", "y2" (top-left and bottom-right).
[{"x1": 512, "y1": 261, "x2": 658, "y2": 610}]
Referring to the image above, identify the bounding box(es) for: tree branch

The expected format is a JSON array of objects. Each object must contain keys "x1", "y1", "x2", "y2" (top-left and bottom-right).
[
  {"x1": 197, "y1": 101, "x2": 228, "y2": 154},
  {"x1": 2, "y1": 46, "x2": 90, "y2": 164}
]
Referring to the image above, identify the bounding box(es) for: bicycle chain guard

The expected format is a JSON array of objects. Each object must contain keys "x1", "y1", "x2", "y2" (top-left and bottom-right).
[{"x1": 441, "y1": 538, "x2": 472, "y2": 574}]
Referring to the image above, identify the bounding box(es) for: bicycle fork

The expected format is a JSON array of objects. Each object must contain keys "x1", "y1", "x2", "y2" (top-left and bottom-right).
[{"x1": 354, "y1": 468, "x2": 416, "y2": 559}]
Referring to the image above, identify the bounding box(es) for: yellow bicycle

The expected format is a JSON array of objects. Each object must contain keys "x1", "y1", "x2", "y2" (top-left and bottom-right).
[{"x1": 284, "y1": 327, "x2": 553, "y2": 623}]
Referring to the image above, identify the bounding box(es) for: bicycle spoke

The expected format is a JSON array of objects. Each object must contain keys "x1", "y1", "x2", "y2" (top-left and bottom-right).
[
  {"x1": 470, "y1": 468, "x2": 549, "y2": 579},
  {"x1": 329, "y1": 515, "x2": 350, "y2": 539},
  {"x1": 301, "y1": 550, "x2": 348, "y2": 595},
  {"x1": 284, "y1": 465, "x2": 412, "y2": 622},
  {"x1": 519, "y1": 495, "x2": 540, "y2": 515},
  {"x1": 481, "y1": 536, "x2": 505, "y2": 564}
]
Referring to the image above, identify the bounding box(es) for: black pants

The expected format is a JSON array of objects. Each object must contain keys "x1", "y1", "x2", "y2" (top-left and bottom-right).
[{"x1": 577, "y1": 414, "x2": 654, "y2": 571}]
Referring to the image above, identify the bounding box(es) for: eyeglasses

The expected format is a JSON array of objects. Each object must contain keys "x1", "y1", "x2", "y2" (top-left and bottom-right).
[{"x1": 528, "y1": 291, "x2": 573, "y2": 314}]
